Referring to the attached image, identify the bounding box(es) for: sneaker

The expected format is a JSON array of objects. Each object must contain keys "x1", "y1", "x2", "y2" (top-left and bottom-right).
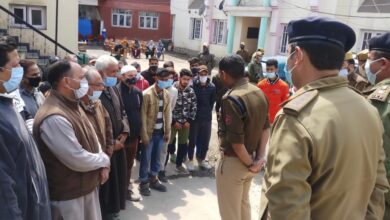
[
  {"x1": 127, "y1": 190, "x2": 141, "y2": 202},
  {"x1": 186, "y1": 160, "x2": 195, "y2": 172},
  {"x1": 158, "y1": 171, "x2": 168, "y2": 183},
  {"x1": 170, "y1": 154, "x2": 177, "y2": 163},
  {"x1": 150, "y1": 180, "x2": 167, "y2": 192},
  {"x1": 200, "y1": 160, "x2": 212, "y2": 170},
  {"x1": 176, "y1": 165, "x2": 189, "y2": 174},
  {"x1": 138, "y1": 183, "x2": 151, "y2": 196}
]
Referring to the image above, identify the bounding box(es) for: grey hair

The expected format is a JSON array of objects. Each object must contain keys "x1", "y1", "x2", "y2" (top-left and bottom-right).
[
  {"x1": 83, "y1": 66, "x2": 102, "y2": 82},
  {"x1": 95, "y1": 55, "x2": 118, "y2": 71}
]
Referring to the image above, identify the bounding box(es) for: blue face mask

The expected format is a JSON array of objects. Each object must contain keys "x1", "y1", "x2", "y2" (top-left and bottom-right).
[
  {"x1": 338, "y1": 69, "x2": 348, "y2": 78},
  {"x1": 167, "y1": 79, "x2": 174, "y2": 87},
  {"x1": 365, "y1": 59, "x2": 382, "y2": 85},
  {"x1": 104, "y1": 77, "x2": 117, "y2": 87},
  {"x1": 157, "y1": 80, "x2": 171, "y2": 89},
  {"x1": 1, "y1": 67, "x2": 24, "y2": 93},
  {"x1": 284, "y1": 51, "x2": 297, "y2": 86},
  {"x1": 89, "y1": 90, "x2": 102, "y2": 101}
]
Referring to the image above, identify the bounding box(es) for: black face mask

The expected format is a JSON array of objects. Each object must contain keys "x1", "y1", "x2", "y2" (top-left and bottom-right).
[
  {"x1": 240, "y1": 46, "x2": 245, "y2": 50},
  {"x1": 149, "y1": 65, "x2": 158, "y2": 72},
  {"x1": 28, "y1": 77, "x2": 42, "y2": 87},
  {"x1": 191, "y1": 67, "x2": 199, "y2": 75},
  {"x1": 126, "y1": 78, "x2": 137, "y2": 85}
]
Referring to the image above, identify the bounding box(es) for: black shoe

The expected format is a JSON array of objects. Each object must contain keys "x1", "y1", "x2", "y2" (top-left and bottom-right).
[
  {"x1": 150, "y1": 180, "x2": 167, "y2": 192},
  {"x1": 158, "y1": 171, "x2": 168, "y2": 183},
  {"x1": 127, "y1": 189, "x2": 141, "y2": 202},
  {"x1": 138, "y1": 183, "x2": 151, "y2": 196}
]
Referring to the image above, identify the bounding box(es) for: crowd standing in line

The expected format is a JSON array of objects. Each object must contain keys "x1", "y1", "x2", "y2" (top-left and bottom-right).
[{"x1": 1, "y1": 15, "x2": 390, "y2": 220}]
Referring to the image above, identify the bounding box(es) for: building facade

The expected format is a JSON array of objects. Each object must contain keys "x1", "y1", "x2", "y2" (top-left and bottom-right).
[
  {"x1": 98, "y1": 0, "x2": 173, "y2": 41},
  {"x1": 172, "y1": 0, "x2": 390, "y2": 58},
  {"x1": 0, "y1": 0, "x2": 79, "y2": 57}
]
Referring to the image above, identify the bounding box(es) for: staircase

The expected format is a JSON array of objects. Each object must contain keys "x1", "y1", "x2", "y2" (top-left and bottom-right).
[{"x1": 0, "y1": 5, "x2": 79, "y2": 68}]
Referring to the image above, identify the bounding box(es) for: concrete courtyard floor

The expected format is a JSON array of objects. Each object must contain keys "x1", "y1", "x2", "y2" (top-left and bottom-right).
[{"x1": 86, "y1": 48, "x2": 264, "y2": 220}]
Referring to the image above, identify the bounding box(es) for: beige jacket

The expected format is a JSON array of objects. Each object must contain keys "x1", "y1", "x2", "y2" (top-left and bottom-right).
[
  {"x1": 141, "y1": 85, "x2": 171, "y2": 143},
  {"x1": 260, "y1": 77, "x2": 389, "y2": 220}
]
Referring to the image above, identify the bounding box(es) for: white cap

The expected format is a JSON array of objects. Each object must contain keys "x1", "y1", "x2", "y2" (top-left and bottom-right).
[{"x1": 120, "y1": 65, "x2": 137, "y2": 75}]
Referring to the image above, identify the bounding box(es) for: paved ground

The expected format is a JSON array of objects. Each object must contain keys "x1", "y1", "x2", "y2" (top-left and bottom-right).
[{"x1": 86, "y1": 48, "x2": 264, "y2": 220}]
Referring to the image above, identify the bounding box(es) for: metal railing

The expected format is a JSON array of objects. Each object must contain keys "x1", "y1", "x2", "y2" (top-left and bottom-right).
[{"x1": 0, "y1": 4, "x2": 80, "y2": 60}]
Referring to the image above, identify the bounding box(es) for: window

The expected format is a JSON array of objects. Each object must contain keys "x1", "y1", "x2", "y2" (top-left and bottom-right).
[
  {"x1": 112, "y1": 9, "x2": 132, "y2": 28},
  {"x1": 139, "y1": 12, "x2": 159, "y2": 30},
  {"x1": 360, "y1": 30, "x2": 385, "y2": 50},
  {"x1": 10, "y1": 5, "x2": 46, "y2": 29},
  {"x1": 279, "y1": 24, "x2": 289, "y2": 54},
  {"x1": 212, "y1": 20, "x2": 227, "y2": 45},
  {"x1": 190, "y1": 18, "x2": 202, "y2": 40},
  {"x1": 247, "y1": 27, "x2": 259, "y2": 39}
]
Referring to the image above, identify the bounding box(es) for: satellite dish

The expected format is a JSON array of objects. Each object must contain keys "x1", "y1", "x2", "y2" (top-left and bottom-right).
[
  {"x1": 199, "y1": 4, "x2": 206, "y2": 15},
  {"x1": 219, "y1": 0, "x2": 225, "y2": 10}
]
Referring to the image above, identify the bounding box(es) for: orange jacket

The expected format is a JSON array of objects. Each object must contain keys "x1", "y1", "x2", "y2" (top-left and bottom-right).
[{"x1": 258, "y1": 78, "x2": 290, "y2": 123}]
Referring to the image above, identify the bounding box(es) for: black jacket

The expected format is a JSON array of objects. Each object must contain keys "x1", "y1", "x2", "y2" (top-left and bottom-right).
[
  {"x1": 118, "y1": 83, "x2": 143, "y2": 141},
  {"x1": 0, "y1": 95, "x2": 51, "y2": 220},
  {"x1": 192, "y1": 78, "x2": 216, "y2": 122}
]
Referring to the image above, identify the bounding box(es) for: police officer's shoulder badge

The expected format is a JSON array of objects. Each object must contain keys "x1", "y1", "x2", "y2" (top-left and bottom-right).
[
  {"x1": 368, "y1": 85, "x2": 390, "y2": 102},
  {"x1": 283, "y1": 90, "x2": 319, "y2": 116}
]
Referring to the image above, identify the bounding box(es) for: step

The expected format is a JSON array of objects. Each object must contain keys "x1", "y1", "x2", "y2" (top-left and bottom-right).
[
  {"x1": 17, "y1": 44, "x2": 29, "y2": 53},
  {"x1": 26, "y1": 51, "x2": 40, "y2": 59}
]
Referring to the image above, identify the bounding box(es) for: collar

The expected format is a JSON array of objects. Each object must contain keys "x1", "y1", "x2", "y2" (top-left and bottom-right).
[
  {"x1": 267, "y1": 77, "x2": 279, "y2": 85},
  {"x1": 282, "y1": 76, "x2": 347, "y2": 107},
  {"x1": 231, "y1": 78, "x2": 248, "y2": 89},
  {"x1": 80, "y1": 100, "x2": 95, "y2": 114},
  {"x1": 51, "y1": 90, "x2": 79, "y2": 110},
  {"x1": 19, "y1": 84, "x2": 35, "y2": 96}
]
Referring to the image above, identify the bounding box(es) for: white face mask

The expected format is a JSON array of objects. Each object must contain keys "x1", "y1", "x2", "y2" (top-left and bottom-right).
[
  {"x1": 365, "y1": 58, "x2": 383, "y2": 85},
  {"x1": 199, "y1": 76, "x2": 208, "y2": 83},
  {"x1": 68, "y1": 78, "x2": 89, "y2": 99},
  {"x1": 338, "y1": 69, "x2": 348, "y2": 78}
]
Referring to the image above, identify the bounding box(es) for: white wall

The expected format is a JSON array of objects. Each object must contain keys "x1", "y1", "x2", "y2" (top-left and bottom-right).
[{"x1": 0, "y1": 0, "x2": 79, "y2": 57}]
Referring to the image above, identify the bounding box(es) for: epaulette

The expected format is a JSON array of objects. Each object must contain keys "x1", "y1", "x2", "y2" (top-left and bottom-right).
[
  {"x1": 283, "y1": 90, "x2": 319, "y2": 116},
  {"x1": 368, "y1": 85, "x2": 390, "y2": 102}
]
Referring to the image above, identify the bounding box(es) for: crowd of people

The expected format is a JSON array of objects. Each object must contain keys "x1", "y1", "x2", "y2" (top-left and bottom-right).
[{"x1": 1, "y1": 15, "x2": 390, "y2": 220}]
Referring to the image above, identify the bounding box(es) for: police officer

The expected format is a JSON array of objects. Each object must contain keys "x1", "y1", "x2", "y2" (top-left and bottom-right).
[
  {"x1": 197, "y1": 43, "x2": 215, "y2": 74},
  {"x1": 344, "y1": 51, "x2": 370, "y2": 92},
  {"x1": 216, "y1": 54, "x2": 270, "y2": 220},
  {"x1": 260, "y1": 16, "x2": 389, "y2": 220},
  {"x1": 357, "y1": 49, "x2": 369, "y2": 79},
  {"x1": 364, "y1": 32, "x2": 390, "y2": 219}
]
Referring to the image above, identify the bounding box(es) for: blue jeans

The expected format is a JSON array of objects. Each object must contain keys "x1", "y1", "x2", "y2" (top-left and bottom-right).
[{"x1": 139, "y1": 134, "x2": 164, "y2": 183}]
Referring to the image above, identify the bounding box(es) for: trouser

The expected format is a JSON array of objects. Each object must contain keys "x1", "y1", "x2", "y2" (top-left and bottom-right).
[
  {"x1": 216, "y1": 156, "x2": 256, "y2": 220},
  {"x1": 139, "y1": 133, "x2": 164, "y2": 183},
  {"x1": 51, "y1": 188, "x2": 102, "y2": 220},
  {"x1": 385, "y1": 194, "x2": 390, "y2": 220},
  {"x1": 170, "y1": 126, "x2": 190, "y2": 167},
  {"x1": 188, "y1": 120, "x2": 212, "y2": 161},
  {"x1": 125, "y1": 138, "x2": 138, "y2": 188}
]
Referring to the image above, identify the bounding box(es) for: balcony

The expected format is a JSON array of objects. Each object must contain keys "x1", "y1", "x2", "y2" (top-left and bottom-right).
[
  {"x1": 224, "y1": 0, "x2": 271, "y2": 17},
  {"x1": 79, "y1": 0, "x2": 98, "y2": 6}
]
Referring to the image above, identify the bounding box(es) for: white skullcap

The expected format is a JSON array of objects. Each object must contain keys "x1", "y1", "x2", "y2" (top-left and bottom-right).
[{"x1": 120, "y1": 65, "x2": 137, "y2": 75}]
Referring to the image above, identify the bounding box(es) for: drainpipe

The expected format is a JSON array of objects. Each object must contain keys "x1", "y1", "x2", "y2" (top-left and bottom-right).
[
  {"x1": 55, "y1": 0, "x2": 59, "y2": 55},
  {"x1": 226, "y1": 0, "x2": 239, "y2": 54},
  {"x1": 206, "y1": 0, "x2": 215, "y2": 44},
  {"x1": 257, "y1": 0, "x2": 270, "y2": 50}
]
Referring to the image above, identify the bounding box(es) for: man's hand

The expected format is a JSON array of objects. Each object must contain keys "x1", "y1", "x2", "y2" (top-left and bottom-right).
[
  {"x1": 183, "y1": 122, "x2": 190, "y2": 129},
  {"x1": 119, "y1": 133, "x2": 128, "y2": 144},
  {"x1": 164, "y1": 135, "x2": 170, "y2": 143},
  {"x1": 100, "y1": 167, "x2": 110, "y2": 185},
  {"x1": 249, "y1": 158, "x2": 266, "y2": 173},
  {"x1": 174, "y1": 122, "x2": 182, "y2": 130},
  {"x1": 142, "y1": 139, "x2": 150, "y2": 148},
  {"x1": 113, "y1": 140, "x2": 124, "y2": 151}
]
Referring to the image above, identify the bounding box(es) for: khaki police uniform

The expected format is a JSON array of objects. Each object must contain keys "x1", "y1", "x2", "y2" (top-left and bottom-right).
[
  {"x1": 216, "y1": 78, "x2": 269, "y2": 220},
  {"x1": 366, "y1": 78, "x2": 390, "y2": 219},
  {"x1": 260, "y1": 77, "x2": 389, "y2": 220}
]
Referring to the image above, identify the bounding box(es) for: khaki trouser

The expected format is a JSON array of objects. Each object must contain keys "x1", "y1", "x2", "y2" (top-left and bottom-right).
[{"x1": 216, "y1": 156, "x2": 256, "y2": 220}]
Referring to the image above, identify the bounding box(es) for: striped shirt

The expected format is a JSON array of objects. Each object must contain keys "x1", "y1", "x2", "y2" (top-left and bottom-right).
[{"x1": 153, "y1": 93, "x2": 164, "y2": 134}]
